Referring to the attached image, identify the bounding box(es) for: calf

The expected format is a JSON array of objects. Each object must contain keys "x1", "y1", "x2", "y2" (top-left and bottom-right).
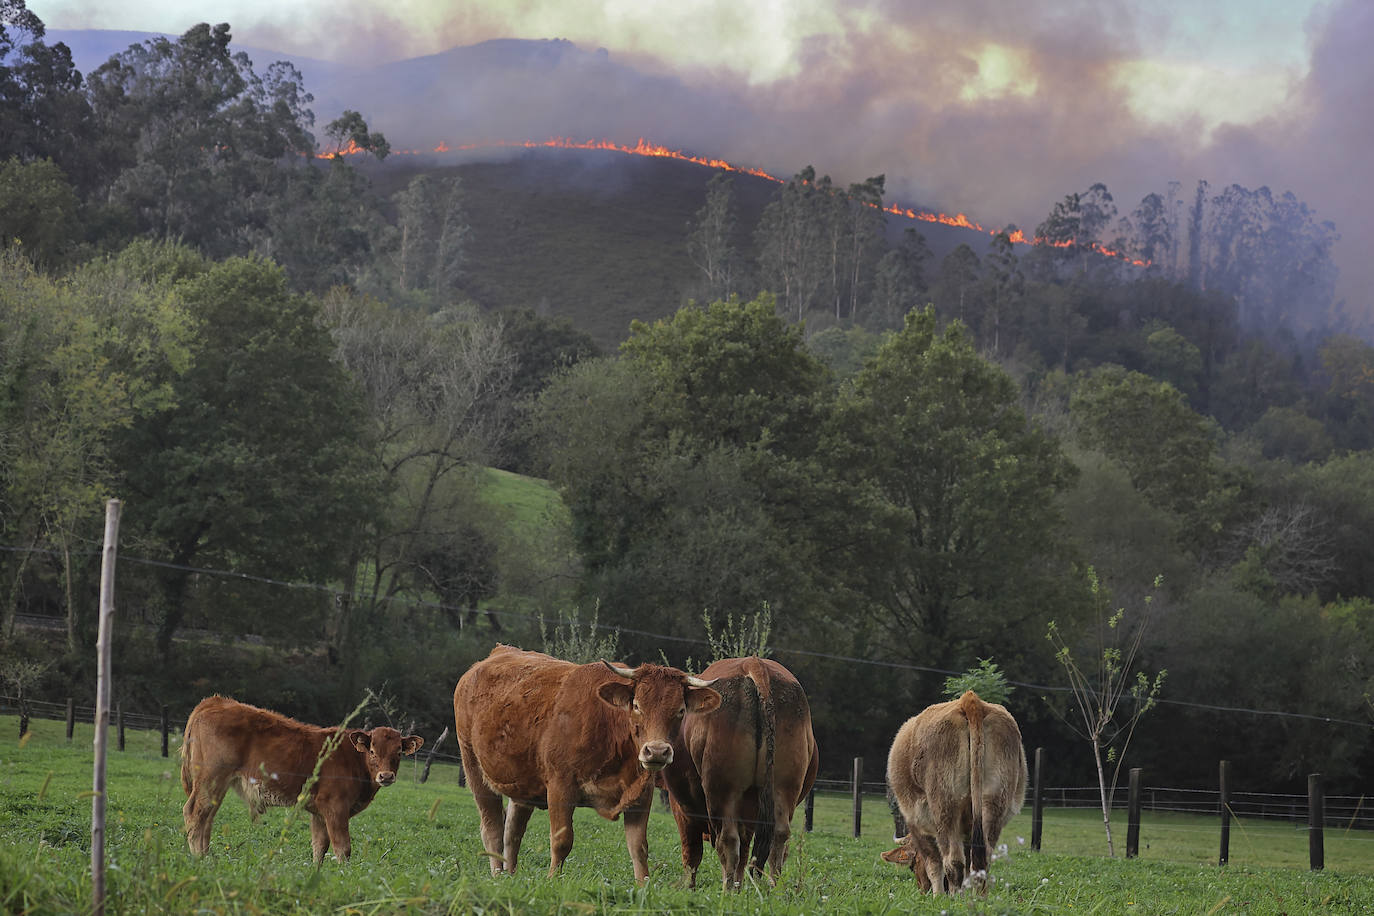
[{"x1": 180, "y1": 695, "x2": 423, "y2": 863}]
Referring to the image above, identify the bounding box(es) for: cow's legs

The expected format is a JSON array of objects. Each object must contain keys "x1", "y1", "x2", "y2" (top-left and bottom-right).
[
  {"x1": 502, "y1": 802, "x2": 535, "y2": 874},
  {"x1": 669, "y1": 805, "x2": 705, "y2": 888},
  {"x1": 712, "y1": 798, "x2": 744, "y2": 890},
  {"x1": 182, "y1": 772, "x2": 233, "y2": 856},
  {"x1": 934, "y1": 820, "x2": 967, "y2": 893},
  {"x1": 622, "y1": 804, "x2": 651, "y2": 885},
  {"x1": 546, "y1": 784, "x2": 577, "y2": 877},
  {"x1": 912, "y1": 831, "x2": 943, "y2": 893},
  {"x1": 321, "y1": 809, "x2": 352, "y2": 862},
  {"x1": 309, "y1": 813, "x2": 330, "y2": 864},
  {"x1": 459, "y1": 743, "x2": 508, "y2": 875}
]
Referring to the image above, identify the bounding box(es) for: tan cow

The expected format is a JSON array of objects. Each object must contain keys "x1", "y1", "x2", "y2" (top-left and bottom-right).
[
  {"x1": 659, "y1": 656, "x2": 819, "y2": 890},
  {"x1": 885, "y1": 690, "x2": 1027, "y2": 894},
  {"x1": 180, "y1": 695, "x2": 423, "y2": 863},
  {"x1": 452, "y1": 645, "x2": 722, "y2": 883}
]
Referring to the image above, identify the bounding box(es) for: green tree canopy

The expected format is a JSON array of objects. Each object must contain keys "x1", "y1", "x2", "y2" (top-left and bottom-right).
[{"x1": 833, "y1": 307, "x2": 1082, "y2": 670}]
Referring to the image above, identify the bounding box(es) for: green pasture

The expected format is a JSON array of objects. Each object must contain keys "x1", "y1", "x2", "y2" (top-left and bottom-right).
[{"x1": 1, "y1": 715, "x2": 1371, "y2": 915}]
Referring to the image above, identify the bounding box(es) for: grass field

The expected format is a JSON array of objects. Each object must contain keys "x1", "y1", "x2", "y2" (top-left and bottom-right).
[{"x1": 2, "y1": 715, "x2": 1372, "y2": 915}]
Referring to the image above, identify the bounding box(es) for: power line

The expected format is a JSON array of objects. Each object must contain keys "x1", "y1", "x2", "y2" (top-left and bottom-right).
[{"x1": 5, "y1": 543, "x2": 1373, "y2": 731}]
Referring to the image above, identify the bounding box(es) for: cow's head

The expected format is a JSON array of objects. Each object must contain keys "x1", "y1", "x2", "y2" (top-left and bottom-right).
[
  {"x1": 598, "y1": 661, "x2": 721, "y2": 772},
  {"x1": 881, "y1": 837, "x2": 932, "y2": 892},
  {"x1": 349, "y1": 727, "x2": 425, "y2": 787}
]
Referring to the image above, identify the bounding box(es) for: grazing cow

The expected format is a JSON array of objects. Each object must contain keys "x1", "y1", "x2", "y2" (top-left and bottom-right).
[
  {"x1": 885, "y1": 690, "x2": 1027, "y2": 894},
  {"x1": 452, "y1": 645, "x2": 722, "y2": 883},
  {"x1": 180, "y1": 695, "x2": 423, "y2": 863},
  {"x1": 660, "y1": 656, "x2": 819, "y2": 890}
]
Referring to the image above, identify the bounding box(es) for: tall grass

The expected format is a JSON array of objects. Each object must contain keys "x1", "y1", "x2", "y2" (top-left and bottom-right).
[{"x1": 3, "y1": 715, "x2": 1371, "y2": 914}]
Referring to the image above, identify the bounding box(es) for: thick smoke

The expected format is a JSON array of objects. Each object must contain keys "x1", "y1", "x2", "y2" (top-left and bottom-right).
[{"x1": 192, "y1": 0, "x2": 1374, "y2": 326}]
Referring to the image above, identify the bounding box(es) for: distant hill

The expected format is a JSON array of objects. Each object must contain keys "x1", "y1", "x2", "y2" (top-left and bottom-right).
[{"x1": 366, "y1": 147, "x2": 994, "y2": 348}]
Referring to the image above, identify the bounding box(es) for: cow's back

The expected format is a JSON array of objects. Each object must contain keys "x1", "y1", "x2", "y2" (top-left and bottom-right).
[
  {"x1": 453, "y1": 646, "x2": 581, "y2": 800},
  {"x1": 183, "y1": 696, "x2": 327, "y2": 803},
  {"x1": 687, "y1": 657, "x2": 816, "y2": 792},
  {"x1": 975, "y1": 701, "x2": 1028, "y2": 820},
  {"x1": 887, "y1": 698, "x2": 972, "y2": 834}
]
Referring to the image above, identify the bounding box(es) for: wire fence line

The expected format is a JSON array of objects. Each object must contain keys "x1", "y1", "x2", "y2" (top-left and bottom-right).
[
  {"x1": 9, "y1": 693, "x2": 1372, "y2": 836},
  {"x1": 6, "y1": 539, "x2": 1374, "y2": 731}
]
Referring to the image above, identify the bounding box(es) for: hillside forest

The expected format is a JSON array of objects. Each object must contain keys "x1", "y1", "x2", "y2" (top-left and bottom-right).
[{"x1": 2, "y1": 10, "x2": 1373, "y2": 796}]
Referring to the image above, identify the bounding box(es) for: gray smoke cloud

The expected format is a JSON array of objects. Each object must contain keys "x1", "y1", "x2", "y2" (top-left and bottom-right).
[{"x1": 156, "y1": 0, "x2": 1374, "y2": 325}]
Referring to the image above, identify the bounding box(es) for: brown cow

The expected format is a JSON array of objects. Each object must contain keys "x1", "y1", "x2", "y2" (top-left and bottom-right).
[
  {"x1": 659, "y1": 656, "x2": 819, "y2": 890},
  {"x1": 885, "y1": 690, "x2": 1027, "y2": 894},
  {"x1": 180, "y1": 696, "x2": 423, "y2": 863},
  {"x1": 452, "y1": 645, "x2": 722, "y2": 883}
]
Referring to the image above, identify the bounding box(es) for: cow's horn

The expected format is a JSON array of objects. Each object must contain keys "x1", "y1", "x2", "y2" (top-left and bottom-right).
[
  {"x1": 601, "y1": 660, "x2": 637, "y2": 679},
  {"x1": 685, "y1": 675, "x2": 717, "y2": 688}
]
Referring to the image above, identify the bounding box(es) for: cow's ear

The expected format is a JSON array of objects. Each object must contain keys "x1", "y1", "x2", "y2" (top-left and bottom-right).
[
  {"x1": 348, "y1": 730, "x2": 370, "y2": 753},
  {"x1": 597, "y1": 680, "x2": 634, "y2": 710},
  {"x1": 402, "y1": 735, "x2": 424, "y2": 756},
  {"x1": 686, "y1": 685, "x2": 722, "y2": 715}
]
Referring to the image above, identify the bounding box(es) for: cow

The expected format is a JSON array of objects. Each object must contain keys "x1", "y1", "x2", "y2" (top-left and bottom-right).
[
  {"x1": 885, "y1": 690, "x2": 1027, "y2": 894},
  {"x1": 659, "y1": 656, "x2": 819, "y2": 890},
  {"x1": 180, "y1": 695, "x2": 423, "y2": 863},
  {"x1": 452, "y1": 645, "x2": 723, "y2": 883}
]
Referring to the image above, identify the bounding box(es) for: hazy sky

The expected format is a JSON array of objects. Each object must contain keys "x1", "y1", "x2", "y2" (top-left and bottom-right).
[{"x1": 27, "y1": 0, "x2": 1373, "y2": 316}]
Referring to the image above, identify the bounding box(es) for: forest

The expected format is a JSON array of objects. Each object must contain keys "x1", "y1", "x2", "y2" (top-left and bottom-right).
[{"x1": 2, "y1": 7, "x2": 1373, "y2": 798}]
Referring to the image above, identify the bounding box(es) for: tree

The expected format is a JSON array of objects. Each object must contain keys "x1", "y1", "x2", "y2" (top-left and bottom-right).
[
  {"x1": 930, "y1": 243, "x2": 981, "y2": 326},
  {"x1": 755, "y1": 167, "x2": 830, "y2": 322},
  {"x1": 111, "y1": 253, "x2": 379, "y2": 658},
  {"x1": 1070, "y1": 367, "x2": 1220, "y2": 523},
  {"x1": 978, "y1": 230, "x2": 1023, "y2": 358},
  {"x1": 686, "y1": 171, "x2": 739, "y2": 303},
  {"x1": 84, "y1": 23, "x2": 318, "y2": 256},
  {"x1": 388, "y1": 173, "x2": 469, "y2": 303},
  {"x1": 833, "y1": 307, "x2": 1081, "y2": 671},
  {"x1": 0, "y1": 245, "x2": 193, "y2": 647},
  {"x1": 323, "y1": 109, "x2": 390, "y2": 160},
  {"x1": 841, "y1": 175, "x2": 886, "y2": 322},
  {"x1": 320, "y1": 292, "x2": 515, "y2": 681},
  {"x1": 0, "y1": 157, "x2": 80, "y2": 269},
  {"x1": 1047, "y1": 568, "x2": 1166, "y2": 856},
  {"x1": 868, "y1": 228, "x2": 930, "y2": 330},
  {"x1": 533, "y1": 295, "x2": 842, "y2": 653}
]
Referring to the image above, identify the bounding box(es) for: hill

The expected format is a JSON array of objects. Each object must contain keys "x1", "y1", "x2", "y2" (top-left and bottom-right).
[{"x1": 366, "y1": 147, "x2": 993, "y2": 348}]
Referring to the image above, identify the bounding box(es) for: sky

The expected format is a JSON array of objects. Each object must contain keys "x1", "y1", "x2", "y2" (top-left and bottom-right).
[{"x1": 27, "y1": 0, "x2": 1374, "y2": 319}]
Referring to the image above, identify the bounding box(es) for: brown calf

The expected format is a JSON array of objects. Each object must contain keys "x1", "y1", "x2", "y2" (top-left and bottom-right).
[
  {"x1": 452, "y1": 645, "x2": 722, "y2": 883},
  {"x1": 180, "y1": 695, "x2": 423, "y2": 863},
  {"x1": 885, "y1": 690, "x2": 1027, "y2": 893}
]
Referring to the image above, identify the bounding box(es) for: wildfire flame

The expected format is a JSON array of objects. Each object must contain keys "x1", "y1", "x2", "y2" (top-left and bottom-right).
[{"x1": 320, "y1": 135, "x2": 1148, "y2": 266}]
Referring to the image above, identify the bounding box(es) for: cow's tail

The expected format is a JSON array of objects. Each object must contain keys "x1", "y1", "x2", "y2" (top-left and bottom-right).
[
  {"x1": 744, "y1": 657, "x2": 777, "y2": 875},
  {"x1": 180, "y1": 706, "x2": 197, "y2": 796},
  {"x1": 960, "y1": 690, "x2": 988, "y2": 874}
]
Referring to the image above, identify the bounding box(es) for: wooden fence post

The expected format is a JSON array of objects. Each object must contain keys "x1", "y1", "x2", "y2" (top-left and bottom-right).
[
  {"x1": 852, "y1": 757, "x2": 863, "y2": 838},
  {"x1": 419, "y1": 726, "x2": 449, "y2": 784},
  {"x1": 91, "y1": 497, "x2": 121, "y2": 916},
  {"x1": 1219, "y1": 760, "x2": 1231, "y2": 866},
  {"x1": 1126, "y1": 767, "x2": 1142, "y2": 858},
  {"x1": 1308, "y1": 773, "x2": 1324, "y2": 871},
  {"x1": 1031, "y1": 747, "x2": 1045, "y2": 852},
  {"x1": 805, "y1": 788, "x2": 815, "y2": 833},
  {"x1": 65, "y1": 698, "x2": 74, "y2": 741},
  {"x1": 117, "y1": 704, "x2": 125, "y2": 752},
  {"x1": 160, "y1": 704, "x2": 169, "y2": 758}
]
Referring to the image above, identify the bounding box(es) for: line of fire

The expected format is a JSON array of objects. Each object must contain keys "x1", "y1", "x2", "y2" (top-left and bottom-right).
[{"x1": 319, "y1": 135, "x2": 1150, "y2": 268}]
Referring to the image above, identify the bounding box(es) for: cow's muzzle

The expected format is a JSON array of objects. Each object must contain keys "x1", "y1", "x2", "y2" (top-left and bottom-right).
[
  {"x1": 639, "y1": 741, "x2": 673, "y2": 771},
  {"x1": 376, "y1": 771, "x2": 397, "y2": 786}
]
